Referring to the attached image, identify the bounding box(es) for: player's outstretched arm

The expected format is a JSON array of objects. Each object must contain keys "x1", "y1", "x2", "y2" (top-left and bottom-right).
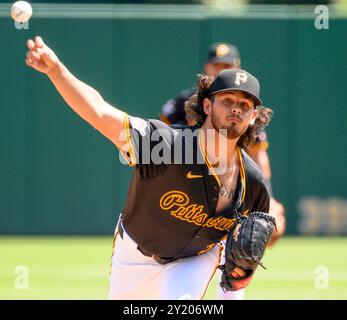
[{"x1": 25, "y1": 36, "x2": 125, "y2": 149}]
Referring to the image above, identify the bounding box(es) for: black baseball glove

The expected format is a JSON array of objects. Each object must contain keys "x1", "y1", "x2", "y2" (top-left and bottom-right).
[{"x1": 219, "y1": 211, "x2": 276, "y2": 291}]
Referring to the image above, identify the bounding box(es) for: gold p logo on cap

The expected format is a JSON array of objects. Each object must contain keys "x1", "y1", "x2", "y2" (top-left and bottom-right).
[{"x1": 216, "y1": 44, "x2": 230, "y2": 57}]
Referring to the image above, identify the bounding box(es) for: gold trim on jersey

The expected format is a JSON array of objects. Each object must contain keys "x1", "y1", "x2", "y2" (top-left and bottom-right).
[
  {"x1": 198, "y1": 129, "x2": 246, "y2": 204},
  {"x1": 107, "y1": 231, "x2": 119, "y2": 295},
  {"x1": 199, "y1": 244, "x2": 223, "y2": 300},
  {"x1": 198, "y1": 129, "x2": 221, "y2": 187},
  {"x1": 118, "y1": 112, "x2": 137, "y2": 167},
  {"x1": 236, "y1": 147, "x2": 246, "y2": 204},
  {"x1": 197, "y1": 243, "x2": 216, "y2": 255}
]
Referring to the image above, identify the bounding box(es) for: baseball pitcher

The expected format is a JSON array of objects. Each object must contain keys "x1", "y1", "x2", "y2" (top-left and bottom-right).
[{"x1": 26, "y1": 36, "x2": 275, "y2": 300}]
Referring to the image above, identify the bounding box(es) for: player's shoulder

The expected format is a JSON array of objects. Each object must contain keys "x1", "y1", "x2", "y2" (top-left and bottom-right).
[
  {"x1": 170, "y1": 123, "x2": 200, "y2": 145},
  {"x1": 130, "y1": 116, "x2": 199, "y2": 143},
  {"x1": 170, "y1": 123, "x2": 198, "y2": 130},
  {"x1": 130, "y1": 116, "x2": 171, "y2": 130},
  {"x1": 240, "y1": 149, "x2": 266, "y2": 185},
  {"x1": 150, "y1": 119, "x2": 199, "y2": 134},
  {"x1": 241, "y1": 149, "x2": 270, "y2": 205}
]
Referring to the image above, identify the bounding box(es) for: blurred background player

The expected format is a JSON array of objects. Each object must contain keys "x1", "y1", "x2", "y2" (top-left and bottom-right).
[
  {"x1": 160, "y1": 43, "x2": 241, "y2": 126},
  {"x1": 160, "y1": 42, "x2": 286, "y2": 300}
]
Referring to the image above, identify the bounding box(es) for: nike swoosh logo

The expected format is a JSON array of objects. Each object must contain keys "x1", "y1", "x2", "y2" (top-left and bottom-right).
[
  {"x1": 243, "y1": 209, "x2": 250, "y2": 216},
  {"x1": 187, "y1": 171, "x2": 203, "y2": 179}
]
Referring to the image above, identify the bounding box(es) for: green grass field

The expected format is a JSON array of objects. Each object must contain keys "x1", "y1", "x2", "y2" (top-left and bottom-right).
[{"x1": 0, "y1": 236, "x2": 346, "y2": 300}]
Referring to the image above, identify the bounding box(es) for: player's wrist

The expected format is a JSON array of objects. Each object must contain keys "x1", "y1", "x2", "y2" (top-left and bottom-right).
[{"x1": 46, "y1": 60, "x2": 63, "y2": 79}]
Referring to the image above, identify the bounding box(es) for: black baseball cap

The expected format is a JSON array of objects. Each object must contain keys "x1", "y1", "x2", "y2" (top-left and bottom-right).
[
  {"x1": 205, "y1": 43, "x2": 241, "y2": 66},
  {"x1": 208, "y1": 69, "x2": 262, "y2": 106}
]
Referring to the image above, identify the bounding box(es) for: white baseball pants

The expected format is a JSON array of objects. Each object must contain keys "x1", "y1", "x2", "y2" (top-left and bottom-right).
[{"x1": 108, "y1": 222, "x2": 222, "y2": 300}]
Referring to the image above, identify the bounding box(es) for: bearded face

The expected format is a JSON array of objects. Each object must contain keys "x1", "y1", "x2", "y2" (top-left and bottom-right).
[
  {"x1": 211, "y1": 107, "x2": 248, "y2": 139},
  {"x1": 207, "y1": 91, "x2": 257, "y2": 139}
]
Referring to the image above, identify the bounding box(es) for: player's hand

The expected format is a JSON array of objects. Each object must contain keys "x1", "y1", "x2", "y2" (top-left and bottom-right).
[
  {"x1": 25, "y1": 36, "x2": 60, "y2": 75},
  {"x1": 231, "y1": 267, "x2": 246, "y2": 278}
]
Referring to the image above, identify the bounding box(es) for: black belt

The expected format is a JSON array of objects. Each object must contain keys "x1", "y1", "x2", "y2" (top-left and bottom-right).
[{"x1": 118, "y1": 223, "x2": 177, "y2": 265}]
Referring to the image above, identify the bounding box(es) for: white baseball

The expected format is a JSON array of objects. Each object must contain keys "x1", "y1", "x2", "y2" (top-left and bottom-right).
[{"x1": 11, "y1": 1, "x2": 33, "y2": 23}]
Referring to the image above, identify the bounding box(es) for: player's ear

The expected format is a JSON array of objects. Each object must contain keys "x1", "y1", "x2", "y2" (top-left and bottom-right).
[
  {"x1": 250, "y1": 108, "x2": 258, "y2": 125},
  {"x1": 203, "y1": 98, "x2": 213, "y2": 115}
]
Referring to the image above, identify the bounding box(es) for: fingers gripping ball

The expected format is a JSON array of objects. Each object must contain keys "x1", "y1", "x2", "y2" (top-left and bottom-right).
[
  {"x1": 11, "y1": 1, "x2": 32, "y2": 24},
  {"x1": 219, "y1": 212, "x2": 276, "y2": 291},
  {"x1": 25, "y1": 36, "x2": 60, "y2": 74}
]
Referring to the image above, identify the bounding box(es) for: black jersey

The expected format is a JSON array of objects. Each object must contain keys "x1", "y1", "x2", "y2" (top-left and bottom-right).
[{"x1": 120, "y1": 114, "x2": 269, "y2": 259}]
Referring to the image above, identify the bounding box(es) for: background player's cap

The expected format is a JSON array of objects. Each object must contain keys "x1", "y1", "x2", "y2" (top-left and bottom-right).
[
  {"x1": 205, "y1": 43, "x2": 241, "y2": 66},
  {"x1": 208, "y1": 69, "x2": 262, "y2": 106}
]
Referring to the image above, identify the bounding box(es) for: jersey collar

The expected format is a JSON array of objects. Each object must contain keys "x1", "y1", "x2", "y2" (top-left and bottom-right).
[{"x1": 198, "y1": 128, "x2": 246, "y2": 204}]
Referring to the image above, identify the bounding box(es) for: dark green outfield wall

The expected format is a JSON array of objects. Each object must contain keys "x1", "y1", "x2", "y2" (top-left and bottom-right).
[{"x1": 0, "y1": 4, "x2": 346, "y2": 234}]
